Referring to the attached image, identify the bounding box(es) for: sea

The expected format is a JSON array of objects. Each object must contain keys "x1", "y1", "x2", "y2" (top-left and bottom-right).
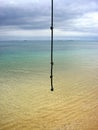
[{"x1": 0, "y1": 40, "x2": 98, "y2": 130}]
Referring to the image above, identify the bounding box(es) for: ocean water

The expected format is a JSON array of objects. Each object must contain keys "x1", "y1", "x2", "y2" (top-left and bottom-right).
[{"x1": 0, "y1": 40, "x2": 98, "y2": 130}]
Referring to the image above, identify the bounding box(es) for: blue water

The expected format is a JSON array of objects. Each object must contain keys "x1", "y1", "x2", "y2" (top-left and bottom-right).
[{"x1": 0, "y1": 40, "x2": 98, "y2": 78}]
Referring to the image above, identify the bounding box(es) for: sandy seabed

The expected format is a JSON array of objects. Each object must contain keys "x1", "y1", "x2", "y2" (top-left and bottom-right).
[{"x1": 0, "y1": 66, "x2": 98, "y2": 130}]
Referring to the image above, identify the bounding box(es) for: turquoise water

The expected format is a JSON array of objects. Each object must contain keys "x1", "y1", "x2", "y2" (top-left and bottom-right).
[
  {"x1": 0, "y1": 41, "x2": 49, "y2": 78},
  {"x1": 0, "y1": 40, "x2": 98, "y2": 77},
  {"x1": 0, "y1": 40, "x2": 98, "y2": 88}
]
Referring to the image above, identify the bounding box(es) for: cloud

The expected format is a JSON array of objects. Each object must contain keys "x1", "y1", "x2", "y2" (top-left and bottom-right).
[
  {"x1": 0, "y1": 0, "x2": 51, "y2": 32},
  {"x1": 0, "y1": 0, "x2": 98, "y2": 40}
]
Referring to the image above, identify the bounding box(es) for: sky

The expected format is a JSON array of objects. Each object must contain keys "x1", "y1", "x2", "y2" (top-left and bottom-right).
[{"x1": 0, "y1": 0, "x2": 98, "y2": 40}]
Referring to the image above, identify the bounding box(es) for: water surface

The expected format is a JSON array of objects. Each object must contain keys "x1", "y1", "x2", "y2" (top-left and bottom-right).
[{"x1": 0, "y1": 40, "x2": 98, "y2": 130}]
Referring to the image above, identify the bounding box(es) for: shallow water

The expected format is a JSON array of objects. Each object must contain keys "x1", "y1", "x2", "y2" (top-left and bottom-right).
[{"x1": 0, "y1": 40, "x2": 98, "y2": 130}]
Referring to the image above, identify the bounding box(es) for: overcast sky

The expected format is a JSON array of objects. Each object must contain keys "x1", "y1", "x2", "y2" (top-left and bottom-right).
[{"x1": 0, "y1": 0, "x2": 98, "y2": 40}]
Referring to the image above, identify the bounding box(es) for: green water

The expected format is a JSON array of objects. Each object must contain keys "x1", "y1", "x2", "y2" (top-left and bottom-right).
[{"x1": 0, "y1": 40, "x2": 98, "y2": 85}]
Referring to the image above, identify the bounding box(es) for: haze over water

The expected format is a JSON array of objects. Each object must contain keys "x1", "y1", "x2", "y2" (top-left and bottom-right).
[{"x1": 0, "y1": 40, "x2": 98, "y2": 130}]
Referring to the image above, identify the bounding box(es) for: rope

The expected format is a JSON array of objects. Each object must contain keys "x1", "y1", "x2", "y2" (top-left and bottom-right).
[{"x1": 50, "y1": 0, "x2": 54, "y2": 91}]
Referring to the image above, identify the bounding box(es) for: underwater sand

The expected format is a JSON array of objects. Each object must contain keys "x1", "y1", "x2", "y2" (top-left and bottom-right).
[{"x1": 0, "y1": 40, "x2": 98, "y2": 130}]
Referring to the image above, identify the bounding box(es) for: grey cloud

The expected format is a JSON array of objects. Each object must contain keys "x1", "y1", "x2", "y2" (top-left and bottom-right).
[
  {"x1": 53, "y1": 0, "x2": 98, "y2": 22},
  {"x1": 0, "y1": 1, "x2": 50, "y2": 29},
  {"x1": 52, "y1": 0, "x2": 98, "y2": 35},
  {"x1": 0, "y1": 0, "x2": 97, "y2": 26},
  {"x1": 0, "y1": 0, "x2": 98, "y2": 39}
]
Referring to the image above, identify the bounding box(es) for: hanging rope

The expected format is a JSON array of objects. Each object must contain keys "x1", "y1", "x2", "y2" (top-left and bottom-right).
[{"x1": 50, "y1": 0, "x2": 54, "y2": 91}]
